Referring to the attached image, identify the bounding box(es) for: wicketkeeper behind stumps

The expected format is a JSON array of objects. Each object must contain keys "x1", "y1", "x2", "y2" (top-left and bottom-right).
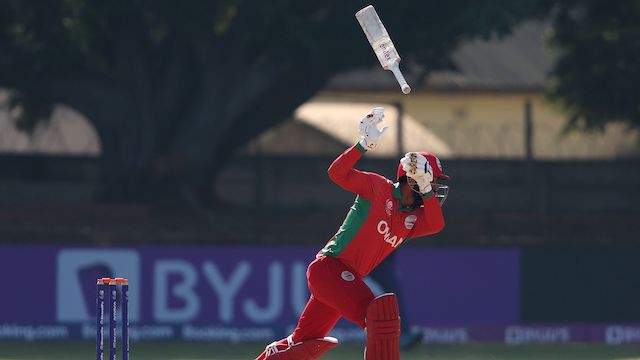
[{"x1": 255, "y1": 107, "x2": 449, "y2": 360}]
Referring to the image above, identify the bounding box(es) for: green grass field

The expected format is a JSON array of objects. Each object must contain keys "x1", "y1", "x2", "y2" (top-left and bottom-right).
[{"x1": 2, "y1": 341, "x2": 640, "y2": 360}]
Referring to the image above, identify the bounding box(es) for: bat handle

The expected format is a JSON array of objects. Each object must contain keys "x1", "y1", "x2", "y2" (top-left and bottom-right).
[{"x1": 389, "y1": 62, "x2": 411, "y2": 94}]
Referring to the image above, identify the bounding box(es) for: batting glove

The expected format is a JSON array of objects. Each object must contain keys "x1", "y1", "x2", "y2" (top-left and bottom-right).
[
  {"x1": 400, "y1": 152, "x2": 433, "y2": 194},
  {"x1": 358, "y1": 107, "x2": 388, "y2": 150}
]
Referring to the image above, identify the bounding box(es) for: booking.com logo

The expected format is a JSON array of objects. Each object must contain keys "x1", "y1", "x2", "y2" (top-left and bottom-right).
[{"x1": 56, "y1": 249, "x2": 141, "y2": 323}]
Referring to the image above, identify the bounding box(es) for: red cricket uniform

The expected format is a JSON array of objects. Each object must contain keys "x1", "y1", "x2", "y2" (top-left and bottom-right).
[{"x1": 291, "y1": 143, "x2": 445, "y2": 342}]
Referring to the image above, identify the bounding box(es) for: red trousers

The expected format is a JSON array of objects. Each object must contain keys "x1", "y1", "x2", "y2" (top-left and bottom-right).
[{"x1": 291, "y1": 255, "x2": 375, "y2": 342}]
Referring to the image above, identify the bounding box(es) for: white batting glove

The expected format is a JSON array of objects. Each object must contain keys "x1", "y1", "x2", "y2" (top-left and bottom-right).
[
  {"x1": 400, "y1": 152, "x2": 433, "y2": 194},
  {"x1": 358, "y1": 107, "x2": 388, "y2": 150},
  {"x1": 412, "y1": 175, "x2": 432, "y2": 194}
]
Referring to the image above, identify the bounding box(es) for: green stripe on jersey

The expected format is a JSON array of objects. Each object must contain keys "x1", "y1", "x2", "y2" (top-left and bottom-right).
[{"x1": 321, "y1": 195, "x2": 371, "y2": 257}]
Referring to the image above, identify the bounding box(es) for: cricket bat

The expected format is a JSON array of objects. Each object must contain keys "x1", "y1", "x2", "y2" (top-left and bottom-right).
[{"x1": 356, "y1": 5, "x2": 411, "y2": 94}]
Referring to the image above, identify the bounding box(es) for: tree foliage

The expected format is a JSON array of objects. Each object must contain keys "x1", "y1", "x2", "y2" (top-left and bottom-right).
[
  {"x1": 544, "y1": 0, "x2": 640, "y2": 131},
  {"x1": 0, "y1": 0, "x2": 546, "y2": 205}
]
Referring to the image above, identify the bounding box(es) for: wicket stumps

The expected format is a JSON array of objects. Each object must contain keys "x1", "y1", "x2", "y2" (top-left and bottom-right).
[{"x1": 96, "y1": 278, "x2": 129, "y2": 360}]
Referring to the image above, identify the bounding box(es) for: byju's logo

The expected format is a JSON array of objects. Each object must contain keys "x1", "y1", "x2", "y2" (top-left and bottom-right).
[{"x1": 56, "y1": 249, "x2": 140, "y2": 322}]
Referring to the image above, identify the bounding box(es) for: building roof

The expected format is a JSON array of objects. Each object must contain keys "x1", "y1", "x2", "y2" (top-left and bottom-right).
[
  {"x1": 247, "y1": 102, "x2": 452, "y2": 158},
  {"x1": 327, "y1": 21, "x2": 555, "y2": 92}
]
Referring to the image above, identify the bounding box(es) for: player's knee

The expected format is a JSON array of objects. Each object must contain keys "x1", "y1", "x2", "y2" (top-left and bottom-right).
[
  {"x1": 337, "y1": 289, "x2": 375, "y2": 328},
  {"x1": 366, "y1": 292, "x2": 401, "y2": 329},
  {"x1": 340, "y1": 296, "x2": 371, "y2": 328}
]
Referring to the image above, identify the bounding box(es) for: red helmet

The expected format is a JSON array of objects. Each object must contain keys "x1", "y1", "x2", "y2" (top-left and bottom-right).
[{"x1": 397, "y1": 152, "x2": 450, "y2": 181}]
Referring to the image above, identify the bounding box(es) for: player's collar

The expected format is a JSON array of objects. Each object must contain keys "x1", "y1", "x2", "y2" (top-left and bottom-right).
[{"x1": 393, "y1": 182, "x2": 402, "y2": 199}]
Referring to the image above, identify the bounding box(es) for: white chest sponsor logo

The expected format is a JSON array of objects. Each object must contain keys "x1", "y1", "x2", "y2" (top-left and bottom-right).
[
  {"x1": 404, "y1": 215, "x2": 417, "y2": 230},
  {"x1": 377, "y1": 220, "x2": 405, "y2": 248}
]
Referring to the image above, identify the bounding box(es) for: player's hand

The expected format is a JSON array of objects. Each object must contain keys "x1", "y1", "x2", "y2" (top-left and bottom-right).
[
  {"x1": 358, "y1": 107, "x2": 388, "y2": 150},
  {"x1": 412, "y1": 174, "x2": 432, "y2": 194},
  {"x1": 400, "y1": 152, "x2": 433, "y2": 193},
  {"x1": 400, "y1": 152, "x2": 433, "y2": 180}
]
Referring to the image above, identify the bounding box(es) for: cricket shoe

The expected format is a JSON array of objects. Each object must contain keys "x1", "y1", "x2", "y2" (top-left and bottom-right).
[{"x1": 255, "y1": 335, "x2": 338, "y2": 360}]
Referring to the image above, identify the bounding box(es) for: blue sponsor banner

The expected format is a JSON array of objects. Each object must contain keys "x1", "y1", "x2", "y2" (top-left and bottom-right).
[{"x1": 0, "y1": 245, "x2": 522, "y2": 341}]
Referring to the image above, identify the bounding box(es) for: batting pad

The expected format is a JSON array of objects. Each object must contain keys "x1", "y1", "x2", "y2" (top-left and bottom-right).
[{"x1": 365, "y1": 293, "x2": 401, "y2": 360}]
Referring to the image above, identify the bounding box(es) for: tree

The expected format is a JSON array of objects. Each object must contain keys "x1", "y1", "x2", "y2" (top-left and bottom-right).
[
  {"x1": 544, "y1": 0, "x2": 640, "y2": 131},
  {"x1": 0, "y1": 0, "x2": 545, "y2": 206}
]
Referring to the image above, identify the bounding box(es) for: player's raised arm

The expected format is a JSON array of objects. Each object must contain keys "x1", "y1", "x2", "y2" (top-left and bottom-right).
[{"x1": 327, "y1": 107, "x2": 389, "y2": 197}]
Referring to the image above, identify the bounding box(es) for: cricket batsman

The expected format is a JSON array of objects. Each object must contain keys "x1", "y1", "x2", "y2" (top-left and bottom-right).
[{"x1": 256, "y1": 107, "x2": 448, "y2": 360}]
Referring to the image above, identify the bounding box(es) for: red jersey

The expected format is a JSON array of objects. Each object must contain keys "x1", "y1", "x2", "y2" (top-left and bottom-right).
[{"x1": 319, "y1": 143, "x2": 445, "y2": 276}]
